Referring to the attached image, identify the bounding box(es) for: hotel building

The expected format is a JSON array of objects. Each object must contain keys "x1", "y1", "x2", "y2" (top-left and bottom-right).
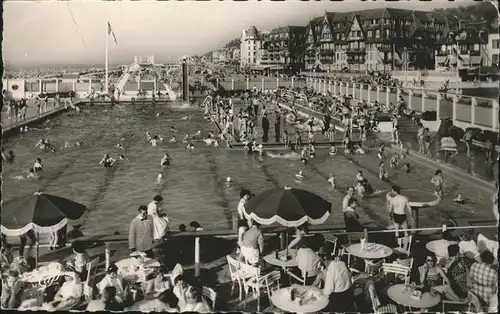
[{"x1": 260, "y1": 26, "x2": 307, "y2": 72}]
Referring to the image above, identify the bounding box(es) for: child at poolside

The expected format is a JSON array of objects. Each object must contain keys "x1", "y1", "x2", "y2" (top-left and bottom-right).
[
  {"x1": 378, "y1": 161, "x2": 388, "y2": 181},
  {"x1": 431, "y1": 170, "x2": 444, "y2": 198},
  {"x1": 327, "y1": 173, "x2": 336, "y2": 190},
  {"x1": 377, "y1": 143, "x2": 384, "y2": 159},
  {"x1": 295, "y1": 130, "x2": 302, "y2": 149},
  {"x1": 390, "y1": 154, "x2": 399, "y2": 168},
  {"x1": 309, "y1": 144, "x2": 316, "y2": 158},
  {"x1": 282, "y1": 131, "x2": 290, "y2": 148},
  {"x1": 300, "y1": 147, "x2": 308, "y2": 163},
  {"x1": 329, "y1": 144, "x2": 337, "y2": 156}
]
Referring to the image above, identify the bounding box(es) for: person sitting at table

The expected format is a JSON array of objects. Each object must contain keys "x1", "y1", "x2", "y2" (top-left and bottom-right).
[
  {"x1": 466, "y1": 250, "x2": 498, "y2": 307},
  {"x1": 131, "y1": 288, "x2": 179, "y2": 312},
  {"x1": 69, "y1": 241, "x2": 90, "y2": 281},
  {"x1": 292, "y1": 242, "x2": 324, "y2": 285},
  {"x1": 417, "y1": 253, "x2": 446, "y2": 291},
  {"x1": 343, "y1": 198, "x2": 362, "y2": 232},
  {"x1": 97, "y1": 264, "x2": 126, "y2": 302},
  {"x1": 287, "y1": 223, "x2": 309, "y2": 250},
  {"x1": 458, "y1": 230, "x2": 480, "y2": 262},
  {"x1": 173, "y1": 274, "x2": 190, "y2": 311},
  {"x1": 183, "y1": 286, "x2": 211, "y2": 312},
  {"x1": 313, "y1": 255, "x2": 354, "y2": 312},
  {"x1": 432, "y1": 245, "x2": 473, "y2": 302},
  {"x1": 0, "y1": 245, "x2": 14, "y2": 273},
  {"x1": 87, "y1": 286, "x2": 123, "y2": 311},
  {"x1": 18, "y1": 284, "x2": 58, "y2": 311},
  {"x1": 432, "y1": 230, "x2": 455, "y2": 265},
  {"x1": 240, "y1": 219, "x2": 264, "y2": 266},
  {"x1": 1, "y1": 270, "x2": 24, "y2": 309},
  {"x1": 51, "y1": 270, "x2": 84, "y2": 310}
]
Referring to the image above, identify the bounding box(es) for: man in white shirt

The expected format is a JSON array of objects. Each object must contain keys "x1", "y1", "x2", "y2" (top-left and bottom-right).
[
  {"x1": 294, "y1": 244, "x2": 323, "y2": 285},
  {"x1": 314, "y1": 257, "x2": 353, "y2": 312},
  {"x1": 387, "y1": 185, "x2": 414, "y2": 237},
  {"x1": 237, "y1": 189, "x2": 252, "y2": 221}
]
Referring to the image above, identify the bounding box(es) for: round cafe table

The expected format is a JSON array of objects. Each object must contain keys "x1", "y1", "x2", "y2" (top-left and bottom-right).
[
  {"x1": 270, "y1": 284, "x2": 328, "y2": 314},
  {"x1": 387, "y1": 189, "x2": 441, "y2": 228},
  {"x1": 346, "y1": 243, "x2": 393, "y2": 260},
  {"x1": 115, "y1": 257, "x2": 160, "y2": 283},
  {"x1": 263, "y1": 249, "x2": 298, "y2": 269},
  {"x1": 387, "y1": 284, "x2": 441, "y2": 310}
]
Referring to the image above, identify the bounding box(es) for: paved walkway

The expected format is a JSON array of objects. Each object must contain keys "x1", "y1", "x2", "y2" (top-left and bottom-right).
[{"x1": 2, "y1": 100, "x2": 66, "y2": 132}]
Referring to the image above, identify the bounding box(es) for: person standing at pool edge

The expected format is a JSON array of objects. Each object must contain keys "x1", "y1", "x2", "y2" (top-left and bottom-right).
[
  {"x1": 129, "y1": 205, "x2": 154, "y2": 258},
  {"x1": 387, "y1": 185, "x2": 414, "y2": 238}
]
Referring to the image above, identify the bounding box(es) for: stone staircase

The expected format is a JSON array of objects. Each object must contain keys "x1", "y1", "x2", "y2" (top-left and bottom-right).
[{"x1": 397, "y1": 117, "x2": 418, "y2": 134}]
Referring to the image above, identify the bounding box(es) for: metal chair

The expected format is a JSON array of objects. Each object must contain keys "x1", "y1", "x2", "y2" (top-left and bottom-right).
[
  {"x1": 202, "y1": 286, "x2": 217, "y2": 311},
  {"x1": 226, "y1": 255, "x2": 243, "y2": 301}
]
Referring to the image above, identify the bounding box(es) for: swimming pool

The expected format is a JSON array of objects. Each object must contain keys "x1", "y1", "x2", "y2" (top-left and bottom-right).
[{"x1": 2, "y1": 101, "x2": 495, "y2": 237}]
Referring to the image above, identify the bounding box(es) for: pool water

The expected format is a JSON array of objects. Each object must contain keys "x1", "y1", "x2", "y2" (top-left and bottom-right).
[{"x1": 2, "y1": 101, "x2": 495, "y2": 237}]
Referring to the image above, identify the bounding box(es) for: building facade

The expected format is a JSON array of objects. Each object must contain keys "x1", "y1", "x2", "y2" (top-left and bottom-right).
[
  {"x1": 486, "y1": 33, "x2": 500, "y2": 66},
  {"x1": 304, "y1": 9, "x2": 464, "y2": 72},
  {"x1": 240, "y1": 26, "x2": 265, "y2": 68},
  {"x1": 260, "y1": 26, "x2": 307, "y2": 72},
  {"x1": 435, "y1": 27, "x2": 489, "y2": 70}
]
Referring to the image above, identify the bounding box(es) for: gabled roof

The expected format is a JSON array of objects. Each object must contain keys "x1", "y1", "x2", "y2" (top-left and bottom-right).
[{"x1": 269, "y1": 25, "x2": 306, "y2": 35}]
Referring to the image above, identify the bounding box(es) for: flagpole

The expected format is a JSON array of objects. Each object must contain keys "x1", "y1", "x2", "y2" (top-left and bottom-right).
[{"x1": 105, "y1": 19, "x2": 109, "y2": 95}]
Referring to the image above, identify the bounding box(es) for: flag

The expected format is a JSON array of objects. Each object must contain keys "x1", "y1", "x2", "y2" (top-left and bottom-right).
[{"x1": 108, "y1": 22, "x2": 118, "y2": 45}]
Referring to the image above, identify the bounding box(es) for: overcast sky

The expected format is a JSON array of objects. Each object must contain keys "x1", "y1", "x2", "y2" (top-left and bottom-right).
[{"x1": 4, "y1": 0, "x2": 473, "y2": 67}]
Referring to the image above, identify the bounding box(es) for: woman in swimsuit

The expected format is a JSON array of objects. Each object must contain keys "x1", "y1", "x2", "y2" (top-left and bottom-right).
[{"x1": 329, "y1": 144, "x2": 337, "y2": 156}]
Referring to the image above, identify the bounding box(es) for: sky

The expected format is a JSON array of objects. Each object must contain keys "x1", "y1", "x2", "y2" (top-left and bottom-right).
[{"x1": 3, "y1": 0, "x2": 474, "y2": 67}]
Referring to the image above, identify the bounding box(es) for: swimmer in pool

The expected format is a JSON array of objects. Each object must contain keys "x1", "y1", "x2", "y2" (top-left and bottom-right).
[
  {"x1": 169, "y1": 136, "x2": 177, "y2": 143},
  {"x1": 156, "y1": 173, "x2": 164, "y2": 184},
  {"x1": 119, "y1": 155, "x2": 127, "y2": 160},
  {"x1": 120, "y1": 137, "x2": 126, "y2": 142},
  {"x1": 116, "y1": 143, "x2": 124, "y2": 149},
  {"x1": 170, "y1": 126, "x2": 177, "y2": 133},
  {"x1": 329, "y1": 144, "x2": 337, "y2": 156},
  {"x1": 35, "y1": 139, "x2": 47, "y2": 149},
  {"x1": 33, "y1": 158, "x2": 43, "y2": 172},
  {"x1": 327, "y1": 173, "x2": 336, "y2": 190},
  {"x1": 146, "y1": 132, "x2": 152, "y2": 142},
  {"x1": 150, "y1": 136, "x2": 159, "y2": 147},
  {"x1": 182, "y1": 134, "x2": 190, "y2": 144},
  {"x1": 26, "y1": 168, "x2": 38, "y2": 179},
  {"x1": 161, "y1": 153, "x2": 171, "y2": 166},
  {"x1": 295, "y1": 170, "x2": 305, "y2": 180},
  {"x1": 99, "y1": 154, "x2": 116, "y2": 168},
  {"x1": 186, "y1": 143, "x2": 195, "y2": 150},
  {"x1": 64, "y1": 141, "x2": 72, "y2": 148},
  {"x1": 2, "y1": 150, "x2": 15, "y2": 163},
  {"x1": 75, "y1": 141, "x2": 83, "y2": 147}
]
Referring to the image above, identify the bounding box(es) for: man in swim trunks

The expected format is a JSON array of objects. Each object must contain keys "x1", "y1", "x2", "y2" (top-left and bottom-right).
[{"x1": 387, "y1": 185, "x2": 414, "y2": 238}]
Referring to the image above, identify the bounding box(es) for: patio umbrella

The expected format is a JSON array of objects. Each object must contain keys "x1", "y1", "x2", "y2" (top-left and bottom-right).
[
  {"x1": 243, "y1": 186, "x2": 331, "y2": 227},
  {"x1": 1, "y1": 192, "x2": 88, "y2": 237}
]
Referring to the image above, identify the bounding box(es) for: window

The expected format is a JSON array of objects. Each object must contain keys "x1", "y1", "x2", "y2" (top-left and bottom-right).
[
  {"x1": 493, "y1": 39, "x2": 500, "y2": 49},
  {"x1": 493, "y1": 54, "x2": 499, "y2": 65},
  {"x1": 473, "y1": 44, "x2": 479, "y2": 51},
  {"x1": 375, "y1": 30, "x2": 380, "y2": 38},
  {"x1": 385, "y1": 29, "x2": 390, "y2": 37},
  {"x1": 367, "y1": 30, "x2": 372, "y2": 38},
  {"x1": 441, "y1": 44, "x2": 446, "y2": 52}
]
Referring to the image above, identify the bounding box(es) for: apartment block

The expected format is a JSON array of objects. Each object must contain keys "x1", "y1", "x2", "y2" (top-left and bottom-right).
[{"x1": 260, "y1": 26, "x2": 307, "y2": 72}]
